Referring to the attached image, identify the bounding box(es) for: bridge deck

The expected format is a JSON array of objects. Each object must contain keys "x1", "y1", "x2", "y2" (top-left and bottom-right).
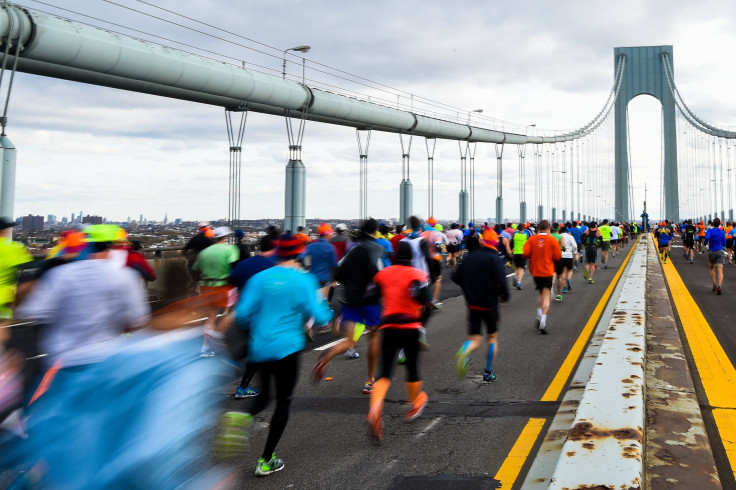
[{"x1": 4, "y1": 234, "x2": 736, "y2": 488}]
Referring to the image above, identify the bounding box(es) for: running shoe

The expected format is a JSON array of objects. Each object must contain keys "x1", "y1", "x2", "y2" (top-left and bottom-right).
[
  {"x1": 255, "y1": 454, "x2": 285, "y2": 476},
  {"x1": 405, "y1": 391, "x2": 428, "y2": 422},
  {"x1": 588, "y1": 279, "x2": 595, "y2": 284},
  {"x1": 712, "y1": 285, "x2": 717, "y2": 292},
  {"x1": 367, "y1": 404, "x2": 384, "y2": 440},
  {"x1": 717, "y1": 287, "x2": 722, "y2": 295},
  {"x1": 539, "y1": 317, "x2": 548, "y2": 335},
  {"x1": 603, "y1": 264, "x2": 608, "y2": 269},
  {"x1": 431, "y1": 300, "x2": 443, "y2": 310},
  {"x1": 534, "y1": 313, "x2": 541, "y2": 331},
  {"x1": 418, "y1": 328, "x2": 430, "y2": 351},
  {"x1": 215, "y1": 411, "x2": 253, "y2": 459},
  {"x1": 516, "y1": 282, "x2": 523, "y2": 290},
  {"x1": 483, "y1": 370, "x2": 497, "y2": 383},
  {"x1": 363, "y1": 381, "x2": 373, "y2": 394},
  {"x1": 234, "y1": 386, "x2": 259, "y2": 399},
  {"x1": 566, "y1": 279, "x2": 572, "y2": 290},
  {"x1": 583, "y1": 268, "x2": 589, "y2": 280},
  {"x1": 456, "y1": 347, "x2": 470, "y2": 379},
  {"x1": 555, "y1": 295, "x2": 562, "y2": 303},
  {"x1": 200, "y1": 350, "x2": 215, "y2": 358},
  {"x1": 562, "y1": 287, "x2": 568, "y2": 294},
  {"x1": 398, "y1": 348, "x2": 407, "y2": 365},
  {"x1": 311, "y1": 355, "x2": 328, "y2": 384},
  {"x1": 345, "y1": 348, "x2": 360, "y2": 359}
]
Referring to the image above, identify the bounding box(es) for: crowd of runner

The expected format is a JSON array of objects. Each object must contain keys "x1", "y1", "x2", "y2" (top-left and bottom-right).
[{"x1": 0, "y1": 212, "x2": 727, "y2": 485}]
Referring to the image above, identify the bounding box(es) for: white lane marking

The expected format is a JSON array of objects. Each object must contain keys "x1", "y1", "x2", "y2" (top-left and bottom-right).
[
  {"x1": 416, "y1": 417, "x2": 442, "y2": 439},
  {"x1": 314, "y1": 338, "x2": 344, "y2": 351}
]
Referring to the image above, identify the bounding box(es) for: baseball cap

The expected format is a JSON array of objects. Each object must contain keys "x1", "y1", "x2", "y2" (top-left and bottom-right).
[
  {"x1": 198, "y1": 221, "x2": 210, "y2": 228},
  {"x1": 427, "y1": 217, "x2": 437, "y2": 226},
  {"x1": 84, "y1": 224, "x2": 128, "y2": 243},
  {"x1": 317, "y1": 223, "x2": 334, "y2": 235},
  {"x1": 335, "y1": 223, "x2": 347, "y2": 232},
  {"x1": 213, "y1": 226, "x2": 233, "y2": 238},
  {"x1": 481, "y1": 228, "x2": 499, "y2": 249}
]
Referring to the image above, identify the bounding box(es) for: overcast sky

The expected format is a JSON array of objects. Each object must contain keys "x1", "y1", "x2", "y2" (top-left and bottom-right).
[{"x1": 7, "y1": 0, "x2": 736, "y2": 223}]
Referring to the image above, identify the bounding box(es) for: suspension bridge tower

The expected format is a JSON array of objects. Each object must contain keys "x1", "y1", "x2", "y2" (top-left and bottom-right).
[{"x1": 614, "y1": 45, "x2": 679, "y2": 223}]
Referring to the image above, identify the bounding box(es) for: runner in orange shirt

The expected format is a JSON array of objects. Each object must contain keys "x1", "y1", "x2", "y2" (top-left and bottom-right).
[{"x1": 522, "y1": 220, "x2": 562, "y2": 334}]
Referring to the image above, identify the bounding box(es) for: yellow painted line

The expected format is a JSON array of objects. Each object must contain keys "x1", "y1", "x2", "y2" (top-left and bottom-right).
[
  {"x1": 494, "y1": 418, "x2": 546, "y2": 488},
  {"x1": 540, "y1": 235, "x2": 640, "y2": 401},
  {"x1": 659, "y1": 234, "x2": 736, "y2": 478}
]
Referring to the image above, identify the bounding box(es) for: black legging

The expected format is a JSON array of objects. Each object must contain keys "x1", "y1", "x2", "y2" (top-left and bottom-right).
[
  {"x1": 378, "y1": 328, "x2": 420, "y2": 382},
  {"x1": 248, "y1": 352, "x2": 299, "y2": 459}
]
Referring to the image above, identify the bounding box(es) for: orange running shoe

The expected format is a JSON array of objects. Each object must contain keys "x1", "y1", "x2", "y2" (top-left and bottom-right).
[{"x1": 405, "y1": 391, "x2": 428, "y2": 422}]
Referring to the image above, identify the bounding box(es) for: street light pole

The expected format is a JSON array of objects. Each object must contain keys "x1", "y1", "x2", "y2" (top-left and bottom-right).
[{"x1": 282, "y1": 45, "x2": 311, "y2": 80}]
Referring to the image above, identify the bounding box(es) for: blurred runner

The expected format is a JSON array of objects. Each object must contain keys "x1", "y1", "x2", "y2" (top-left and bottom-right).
[
  {"x1": 228, "y1": 233, "x2": 332, "y2": 475},
  {"x1": 193, "y1": 226, "x2": 239, "y2": 356},
  {"x1": 367, "y1": 241, "x2": 433, "y2": 440},
  {"x1": 523, "y1": 220, "x2": 561, "y2": 334},
  {"x1": 452, "y1": 228, "x2": 509, "y2": 382},
  {"x1": 0, "y1": 217, "x2": 32, "y2": 325}
]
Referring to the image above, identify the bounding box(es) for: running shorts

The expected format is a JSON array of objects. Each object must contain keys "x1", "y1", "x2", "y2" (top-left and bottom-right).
[
  {"x1": 513, "y1": 254, "x2": 526, "y2": 268},
  {"x1": 466, "y1": 307, "x2": 499, "y2": 336},
  {"x1": 585, "y1": 247, "x2": 598, "y2": 264},
  {"x1": 446, "y1": 244, "x2": 457, "y2": 254},
  {"x1": 533, "y1": 276, "x2": 554, "y2": 291},
  {"x1": 601, "y1": 241, "x2": 611, "y2": 251},
  {"x1": 658, "y1": 244, "x2": 669, "y2": 252},
  {"x1": 428, "y1": 258, "x2": 441, "y2": 283},
  {"x1": 727, "y1": 238, "x2": 734, "y2": 249},
  {"x1": 553, "y1": 259, "x2": 564, "y2": 275},
  {"x1": 611, "y1": 239, "x2": 619, "y2": 245},
  {"x1": 684, "y1": 238, "x2": 694, "y2": 248},
  {"x1": 341, "y1": 304, "x2": 382, "y2": 327},
  {"x1": 561, "y1": 257, "x2": 574, "y2": 270},
  {"x1": 200, "y1": 285, "x2": 238, "y2": 309},
  {"x1": 708, "y1": 250, "x2": 726, "y2": 265}
]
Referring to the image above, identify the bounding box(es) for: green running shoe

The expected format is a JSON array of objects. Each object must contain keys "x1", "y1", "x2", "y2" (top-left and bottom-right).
[
  {"x1": 215, "y1": 412, "x2": 253, "y2": 459},
  {"x1": 456, "y1": 347, "x2": 470, "y2": 379},
  {"x1": 255, "y1": 453, "x2": 284, "y2": 476}
]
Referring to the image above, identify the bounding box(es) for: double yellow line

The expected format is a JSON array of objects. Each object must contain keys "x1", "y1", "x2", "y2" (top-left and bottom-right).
[
  {"x1": 493, "y1": 236, "x2": 641, "y2": 488},
  {"x1": 658, "y1": 237, "x2": 736, "y2": 480}
]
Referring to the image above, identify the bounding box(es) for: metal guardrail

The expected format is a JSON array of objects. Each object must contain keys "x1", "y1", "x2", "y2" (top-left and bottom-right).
[{"x1": 548, "y1": 238, "x2": 648, "y2": 489}]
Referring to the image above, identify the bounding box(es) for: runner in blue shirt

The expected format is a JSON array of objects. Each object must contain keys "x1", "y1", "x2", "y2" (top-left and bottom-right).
[{"x1": 705, "y1": 218, "x2": 727, "y2": 295}]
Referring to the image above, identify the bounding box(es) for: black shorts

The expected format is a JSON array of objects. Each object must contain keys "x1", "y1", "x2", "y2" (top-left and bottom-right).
[
  {"x1": 428, "y1": 258, "x2": 441, "y2": 283},
  {"x1": 684, "y1": 238, "x2": 694, "y2": 248},
  {"x1": 611, "y1": 239, "x2": 619, "y2": 245},
  {"x1": 658, "y1": 244, "x2": 669, "y2": 252},
  {"x1": 585, "y1": 247, "x2": 598, "y2": 263},
  {"x1": 513, "y1": 254, "x2": 526, "y2": 268},
  {"x1": 727, "y1": 239, "x2": 734, "y2": 250},
  {"x1": 446, "y1": 244, "x2": 457, "y2": 254},
  {"x1": 561, "y1": 257, "x2": 574, "y2": 270},
  {"x1": 533, "y1": 276, "x2": 554, "y2": 291},
  {"x1": 466, "y1": 308, "x2": 499, "y2": 336},
  {"x1": 553, "y1": 260, "x2": 564, "y2": 275}
]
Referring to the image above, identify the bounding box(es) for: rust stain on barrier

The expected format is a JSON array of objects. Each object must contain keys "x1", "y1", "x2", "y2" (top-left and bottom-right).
[{"x1": 566, "y1": 422, "x2": 643, "y2": 443}]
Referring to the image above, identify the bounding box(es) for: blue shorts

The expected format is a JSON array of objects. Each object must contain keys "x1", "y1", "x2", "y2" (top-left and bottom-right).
[{"x1": 341, "y1": 304, "x2": 382, "y2": 327}]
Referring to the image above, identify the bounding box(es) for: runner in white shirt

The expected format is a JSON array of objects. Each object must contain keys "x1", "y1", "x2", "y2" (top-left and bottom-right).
[
  {"x1": 560, "y1": 224, "x2": 578, "y2": 294},
  {"x1": 444, "y1": 223, "x2": 464, "y2": 270},
  {"x1": 610, "y1": 223, "x2": 621, "y2": 257}
]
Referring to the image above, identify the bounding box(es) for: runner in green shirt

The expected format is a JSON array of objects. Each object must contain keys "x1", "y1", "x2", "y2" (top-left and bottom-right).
[
  {"x1": 511, "y1": 224, "x2": 530, "y2": 290},
  {"x1": 598, "y1": 219, "x2": 613, "y2": 269},
  {"x1": 0, "y1": 217, "x2": 32, "y2": 325}
]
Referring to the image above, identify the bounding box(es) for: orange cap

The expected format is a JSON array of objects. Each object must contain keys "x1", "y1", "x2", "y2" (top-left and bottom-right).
[
  {"x1": 427, "y1": 217, "x2": 437, "y2": 226},
  {"x1": 317, "y1": 223, "x2": 334, "y2": 235},
  {"x1": 481, "y1": 228, "x2": 499, "y2": 249}
]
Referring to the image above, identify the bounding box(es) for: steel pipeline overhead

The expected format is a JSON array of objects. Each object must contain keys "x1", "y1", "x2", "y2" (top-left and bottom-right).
[{"x1": 0, "y1": 5, "x2": 622, "y2": 145}]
